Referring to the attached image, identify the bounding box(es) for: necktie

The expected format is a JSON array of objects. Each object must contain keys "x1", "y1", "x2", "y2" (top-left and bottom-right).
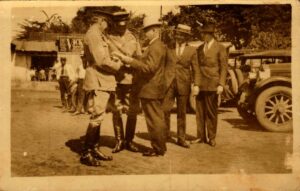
[
  {"x1": 61, "y1": 65, "x2": 65, "y2": 76},
  {"x1": 204, "y1": 43, "x2": 208, "y2": 54}
]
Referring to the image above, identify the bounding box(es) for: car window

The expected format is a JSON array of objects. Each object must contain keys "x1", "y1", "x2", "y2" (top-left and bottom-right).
[{"x1": 245, "y1": 59, "x2": 261, "y2": 68}]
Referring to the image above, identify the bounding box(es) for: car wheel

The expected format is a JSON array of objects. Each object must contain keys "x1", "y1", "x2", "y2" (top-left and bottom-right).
[
  {"x1": 221, "y1": 69, "x2": 239, "y2": 104},
  {"x1": 235, "y1": 68, "x2": 245, "y2": 87},
  {"x1": 255, "y1": 86, "x2": 292, "y2": 132}
]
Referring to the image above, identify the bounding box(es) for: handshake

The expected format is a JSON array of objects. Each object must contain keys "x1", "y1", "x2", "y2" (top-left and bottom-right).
[{"x1": 111, "y1": 51, "x2": 133, "y2": 67}]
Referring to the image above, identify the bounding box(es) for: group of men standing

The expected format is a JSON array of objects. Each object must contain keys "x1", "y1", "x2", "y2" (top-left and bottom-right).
[{"x1": 57, "y1": 8, "x2": 228, "y2": 166}]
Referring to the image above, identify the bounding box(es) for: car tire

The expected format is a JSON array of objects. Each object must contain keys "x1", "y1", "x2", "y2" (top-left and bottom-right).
[
  {"x1": 228, "y1": 69, "x2": 239, "y2": 94},
  {"x1": 255, "y1": 86, "x2": 292, "y2": 132},
  {"x1": 221, "y1": 69, "x2": 239, "y2": 105},
  {"x1": 235, "y1": 68, "x2": 244, "y2": 87}
]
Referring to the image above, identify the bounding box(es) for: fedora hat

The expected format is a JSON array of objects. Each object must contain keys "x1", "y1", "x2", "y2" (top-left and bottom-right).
[
  {"x1": 199, "y1": 23, "x2": 216, "y2": 33},
  {"x1": 175, "y1": 24, "x2": 192, "y2": 35},
  {"x1": 142, "y1": 16, "x2": 162, "y2": 31}
]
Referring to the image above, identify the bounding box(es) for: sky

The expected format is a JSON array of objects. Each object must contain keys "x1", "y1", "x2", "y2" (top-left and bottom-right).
[{"x1": 11, "y1": 5, "x2": 179, "y2": 39}]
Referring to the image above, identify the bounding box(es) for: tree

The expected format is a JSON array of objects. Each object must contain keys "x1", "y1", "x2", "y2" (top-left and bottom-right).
[
  {"x1": 161, "y1": 5, "x2": 291, "y2": 50},
  {"x1": 16, "y1": 10, "x2": 71, "y2": 39}
]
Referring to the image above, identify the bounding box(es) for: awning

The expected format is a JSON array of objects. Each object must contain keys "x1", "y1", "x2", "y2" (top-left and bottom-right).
[{"x1": 11, "y1": 40, "x2": 58, "y2": 52}]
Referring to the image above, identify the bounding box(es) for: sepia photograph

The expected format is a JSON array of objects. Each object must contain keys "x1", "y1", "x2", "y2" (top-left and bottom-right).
[{"x1": 1, "y1": 0, "x2": 300, "y2": 190}]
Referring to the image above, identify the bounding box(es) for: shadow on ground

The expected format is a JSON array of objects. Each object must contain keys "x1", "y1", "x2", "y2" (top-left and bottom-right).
[
  {"x1": 223, "y1": 118, "x2": 265, "y2": 132},
  {"x1": 65, "y1": 135, "x2": 152, "y2": 154},
  {"x1": 136, "y1": 131, "x2": 196, "y2": 143}
]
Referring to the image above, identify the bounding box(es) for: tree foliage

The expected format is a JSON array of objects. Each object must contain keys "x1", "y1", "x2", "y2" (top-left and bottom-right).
[
  {"x1": 162, "y1": 5, "x2": 291, "y2": 50},
  {"x1": 16, "y1": 10, "x2": 71, "y2": 39}
]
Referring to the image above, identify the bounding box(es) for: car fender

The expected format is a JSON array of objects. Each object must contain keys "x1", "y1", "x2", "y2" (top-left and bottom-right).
[
  {"x1": 254, "y1": 76, "x2": 291, "y2": 90},
  {"x1": 237, "y1": 77, "x2": 291, "y2": 111},
  {"x1": 251, "y1": 76, "x2": 291, "y2": 105}
]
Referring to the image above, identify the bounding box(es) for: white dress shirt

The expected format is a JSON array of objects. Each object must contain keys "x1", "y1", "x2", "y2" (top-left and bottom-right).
[
  {"x1": 203, "y1": 38, "x2": 215, "y2": 54},
  {"x1": 176, "y1": 42, "x2": 186, "y2": 57}
]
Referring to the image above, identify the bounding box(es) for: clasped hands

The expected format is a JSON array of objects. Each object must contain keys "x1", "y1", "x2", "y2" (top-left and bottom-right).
[{"x1": 112, "y1": 51, "x2": 133, "y2": 66}]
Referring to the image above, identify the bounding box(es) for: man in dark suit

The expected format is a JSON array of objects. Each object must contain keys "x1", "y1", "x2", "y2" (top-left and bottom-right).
[
  {"x1": 163, "y1": 24, "x2": 199, "y2": 148},
  {"x1": 191, "y1": 23, "x2": 228, "y2": 147},
  {"x1": 113, "y1": 18, "x2": 167, "y2": 157}
]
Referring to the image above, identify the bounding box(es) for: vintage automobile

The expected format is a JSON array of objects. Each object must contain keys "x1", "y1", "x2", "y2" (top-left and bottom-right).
[{"x1": 236, "y1": 49, "x2": 292, "y2": 132}]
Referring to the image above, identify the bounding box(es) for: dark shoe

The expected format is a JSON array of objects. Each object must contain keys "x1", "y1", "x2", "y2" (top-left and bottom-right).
[
  {"x1": 92, "y1": 148, "x2": 113, "y2": 161},
  {"x1": 177, "y1": 140, "x2": 190, "y2": 148},
  {"x1": 126, "y1": 141, "x2": 139, "y2": 152},
  {"x1": 69, "y1": 109, "x2": 76, "y2": 113},
  {"x1": 80, "y1": 152, "x2": 101, "y2": 166},
  {"x1": 142, "y1": 150, "x2": 164, "y2": 157},
  {"x1": 190, "y1": 138, "x2": 205, "y2": 144},
  {"x1": 207, "y1": 139, "x2": 216, "y2": 147},
  {"x1": 112, "y1": 140, "x2": 124, "y2": 153},
  {"x1": 166, "y1": 136, "x2": 176, "y2": 143}
]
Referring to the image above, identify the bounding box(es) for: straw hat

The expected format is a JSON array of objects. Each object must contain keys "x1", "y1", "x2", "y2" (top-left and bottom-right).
[
  {"x1": 175, "y1": 24, "x2": 192, "y2": 35},
  {"x1": 142, "y1": 16, "x2": 162, "y2": 31}
]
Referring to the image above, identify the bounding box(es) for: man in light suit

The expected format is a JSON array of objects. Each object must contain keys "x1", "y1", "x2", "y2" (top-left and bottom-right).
[
  {"x1": 163, "y1": 24, "x2": 199, "y2": 148},
  {"x1": 80, "y1": 10, "x2": 123, "y2": 166},
  {"x1": 113, "y1": 18, "x2": 167, "y2": 157},
  {"x1": 191, "y1": 23, "x2": 228, "y2": 147}
]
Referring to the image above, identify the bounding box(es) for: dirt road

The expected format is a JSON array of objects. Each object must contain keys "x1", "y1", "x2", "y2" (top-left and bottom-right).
[{"x1": 11, "y1": 90, "x2": 293, "y2": 176}]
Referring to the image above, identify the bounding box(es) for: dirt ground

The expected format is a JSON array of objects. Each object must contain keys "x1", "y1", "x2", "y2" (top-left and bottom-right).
[{"x1": 11, "y1": 89, "x2": 293, "y2": 176}]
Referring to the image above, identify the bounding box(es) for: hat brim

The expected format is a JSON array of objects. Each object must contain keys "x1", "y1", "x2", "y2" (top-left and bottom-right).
[
  {"x1": 142, "y1": 23, "x2": 162, "y2": 31},
  {"x1": 175, "y1": 29, "x2": 192, "y2": 35},
  {"x1": 199, "y1": 29, "x2": 215, "y2": 33}
]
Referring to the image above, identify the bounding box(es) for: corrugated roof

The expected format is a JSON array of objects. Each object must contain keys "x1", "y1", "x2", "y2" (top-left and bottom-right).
[{"x1": 11, "y1": 40, "x2": 58, "y2": 52}]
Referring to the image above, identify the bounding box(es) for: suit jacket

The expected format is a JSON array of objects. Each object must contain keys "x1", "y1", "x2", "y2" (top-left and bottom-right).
[
  {"x1": 83, "y1": 24, "x2": 122, "y2": 92},
  {"x1": 129, "y1": 38, "x2": 167, "y2": 99},
  {"x1": 165, "y1": 45, "x2": 198, "y2": 96},
  {"x1": 195, "y1": 40, "x2": 228, "y2": 91}
]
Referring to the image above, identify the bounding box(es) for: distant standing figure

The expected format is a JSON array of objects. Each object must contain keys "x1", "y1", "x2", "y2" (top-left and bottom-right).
[
  {"x1": 39, "y1": 69, "x2": 46, "y2": 81},
  {"x1": 56, "y1": 57, "x2": 76, "y2": 110},
  {"x1": 73, "y1": 62, "x2": 86, "y2": 115}
]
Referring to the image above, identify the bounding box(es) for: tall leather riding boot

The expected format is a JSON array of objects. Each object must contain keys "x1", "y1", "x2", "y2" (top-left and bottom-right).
[
  {"x1": 84, "y1": 123, "x2": 100, "y2": 150},
  {"x1": 80, "y1": 123, "x2": 102, "y2": 166},
  {"x1": 125, "y1": 114, "x2": 137, "y2": 142},
  {"x1": 112, "y1": 113, "x2": 125, "y2": 153},
  {"x1": 125, "y1": 114, "x2": 139, "y2": 152}
]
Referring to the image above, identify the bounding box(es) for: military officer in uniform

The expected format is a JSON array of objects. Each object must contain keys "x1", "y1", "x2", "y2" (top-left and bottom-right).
[
  {"x1": 191, "y1": 23, "x2": 228, "y2": 147},
  {"x1": 113, "y1": 18, "x2": 167, "y2": 157},
  {"x1": 80, "y1": 10, "x2": 123, "y2": 166},
  {"x1": 107, "y1": 11, "x2": 142, "y2": 153},
  {"x1": 163, "y1": 24, "x2": 199, "y2": 148}
]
